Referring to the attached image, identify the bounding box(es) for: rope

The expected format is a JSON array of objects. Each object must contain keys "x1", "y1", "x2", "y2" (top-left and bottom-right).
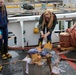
[{"x1": 1, "y1": 60, "x2": 22, "y2": 66}]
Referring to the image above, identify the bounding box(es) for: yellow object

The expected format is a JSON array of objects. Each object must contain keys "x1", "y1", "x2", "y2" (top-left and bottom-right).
[
  {"x1": 0, "y1": 65, "x2": 3, "y2": 71},
  {"x1": 31, "y1": 53, "x2": 42, "y2": 64},
  {"x1": 6, "y1": 4, "x2": 53, "y2": 8},
  {"x1": 31, "y1": 54, "x2": 38, "y2": 62},
  {"x1": 37, "y1": 54, "x2": 42, "y2": 62},
  {"x1": 2, "y1": 54, "x2": 7, "y2": 60},
  {"x1": 6, "y1": 53, "x2": 12, "y2": 58},
  {"x1": 38, "y1": 41, "x2": 42, "y2": 46},
  {"x1": 33, "y1": 28, "x2": 39, "y2": 34},
  {"x1": 6, "y1": 5, "x2": 20, "y2": 8},
  {"x1": 44, "y1": 42, "x2": 52, "y2": 50}
]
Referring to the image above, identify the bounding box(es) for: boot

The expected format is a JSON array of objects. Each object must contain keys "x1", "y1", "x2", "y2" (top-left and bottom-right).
[
  {"x1": 38, "y1": 41, "x2": 42, "y2": 46},
  {"x1": 0, "y1": 46, "x2": 7, "y2": 60},
  {"x1": 2, "y1": 54, "x2": 8, "y2": 60},
  {"x1": 0, "y1": 65, "x2": 3, "y2": 72},
  {"x1": 4, "y1": 45, "x2": 12, "y2": 58},
  {"x1": 6, "y1": 53, "x2": 12, "y2": 58},
  {"x1": 47, "y1": 40, "x2": 51, "y2": 44},
  {"x1": 38, "y1": 38, "x2": 43, "y2": 47}
]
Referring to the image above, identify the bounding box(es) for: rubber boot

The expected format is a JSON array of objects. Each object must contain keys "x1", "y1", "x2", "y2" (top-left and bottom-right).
[
  {"x1": 47, "y1": 40, "x2": 51, "y2": 44},
  {"x1": 0, "y1": 65, "x2": 3, "y2": 72},
  {"x1": 38, "y1": 38, "x2": 43, "y2": 47},
  {"x1": 0, "y1": 46, "x2": 7, "y2": 60},
  {"x1": 38, "y1": 39, "x2": 43, "y2": 48},
  {"x1": 4, "y1": 45, "x2": 12, "y2": 58},
  {"x1": 47, "y1": 40, "x2": 52, "y2": 50},
  {"x1": 38, "y1": 41, "x2": 42, "y2": 46}
]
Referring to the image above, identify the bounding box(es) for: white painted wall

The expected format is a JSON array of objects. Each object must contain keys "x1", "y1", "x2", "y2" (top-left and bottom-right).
[{"x1": 8, "y1": 12, "x2": 76, "y2": 47}]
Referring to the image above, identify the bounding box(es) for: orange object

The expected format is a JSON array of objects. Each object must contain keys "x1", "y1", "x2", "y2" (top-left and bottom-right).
[
  {"x1": 37, "y1": 54, "x2": 42, "y2": 62},
  {"x1": 31, "y1": 54, "x2": 38, "y2": 62},
  {"x1": 44, "y1": 42, "x2": 52, "y2": 50},
  {"x1": 59, "y1": 32, "x2": 71, "y2": 48}
]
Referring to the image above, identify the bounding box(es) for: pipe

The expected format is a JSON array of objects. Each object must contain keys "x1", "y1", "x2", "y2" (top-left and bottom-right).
[{"x1": 34, "y1": 22, "x2": 39, "y2": 28}]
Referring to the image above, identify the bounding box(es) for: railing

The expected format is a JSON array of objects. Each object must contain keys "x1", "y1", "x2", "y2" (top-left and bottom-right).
[{"x1": 8, "y1": 12, "x2": 76, "y2": 47}]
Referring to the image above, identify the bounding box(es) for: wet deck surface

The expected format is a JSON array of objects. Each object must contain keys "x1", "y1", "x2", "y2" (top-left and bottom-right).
[
  {"x1": 0, "y1": 47, "x2": 76, "y2": 75},
  {"x1": 0, "y1": 50, "x2": 27, "y2": 75}
]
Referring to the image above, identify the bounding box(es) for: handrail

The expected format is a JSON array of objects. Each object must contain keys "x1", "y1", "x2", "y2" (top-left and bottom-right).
[
  {"x1": 58, "y1": 17, "x2": 76, "y2": 20},
  {"x1": 8, "y1": 14, "x2": 76, "y2": 21},
  {"x1": 8, "y1": 12, "x2": 76, "y2": 47}
]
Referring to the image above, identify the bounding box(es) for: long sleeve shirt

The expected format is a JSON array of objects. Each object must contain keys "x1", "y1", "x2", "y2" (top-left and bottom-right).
[
  {"x1": 0, "y1": 5, "x2": 8, "y2": 28},
  {"x1": 38, "y1": 13, "x2": 58, "y2": 33}
]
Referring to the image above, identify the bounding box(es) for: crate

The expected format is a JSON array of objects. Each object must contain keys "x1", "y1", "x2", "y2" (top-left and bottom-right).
[
  {"x1": 60, "y1": 42, "x2": 71, "y2": 48},
  {"x1": 59, "y1": 32, "x2": 70, "y2": 42},
  {"x1": 22, "y1": 57, "x2": 50, "y2": 75}
]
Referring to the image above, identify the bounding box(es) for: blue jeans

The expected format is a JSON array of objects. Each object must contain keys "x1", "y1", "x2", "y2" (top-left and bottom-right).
[
  {"x1": 0, "y1": 26, "x2": 8, "y2": 54},
  {"x1": 39, "y1": 27, "x2": 52, "y2": 43}
]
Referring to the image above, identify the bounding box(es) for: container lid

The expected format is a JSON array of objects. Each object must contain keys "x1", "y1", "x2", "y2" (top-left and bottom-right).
[{"x1": 60, "y1": 32, "x2": 70, "y2": 36}]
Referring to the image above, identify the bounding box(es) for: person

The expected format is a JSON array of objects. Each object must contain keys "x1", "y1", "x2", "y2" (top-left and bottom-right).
[
  {"x1": 38, "y1": 10, "x2": 57, "y2": 46},
  {"x1": 0, "y1": 0, "x2": 12, "y2": 60},
  {"x1": 0, "y1": 30, "x2": 3, "y2": 71}
]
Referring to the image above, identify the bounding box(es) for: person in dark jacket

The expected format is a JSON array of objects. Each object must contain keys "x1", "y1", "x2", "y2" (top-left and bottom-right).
[
  {"x1": 38, "y1": 10, "x2": 57, "y2": 46},
  {"x1": 0, "y1": 0, "x2": 12, "y2": 60},
  {"x1": 0, "y1": 30, "x2": 3, "y2": 71}
]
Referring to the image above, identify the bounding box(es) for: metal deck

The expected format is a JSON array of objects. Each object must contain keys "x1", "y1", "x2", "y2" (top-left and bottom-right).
[{"x1": 0, "y1": 46, "x2": 76, "y2": 75}]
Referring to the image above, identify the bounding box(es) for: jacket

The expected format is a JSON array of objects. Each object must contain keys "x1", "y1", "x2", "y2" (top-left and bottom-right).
[
  {"x1": 0, "y1": 5, "x2": 8, "y2": 28},
  {"x1": 38, "y1": 13, "x2": 58, "y2": 33}
]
